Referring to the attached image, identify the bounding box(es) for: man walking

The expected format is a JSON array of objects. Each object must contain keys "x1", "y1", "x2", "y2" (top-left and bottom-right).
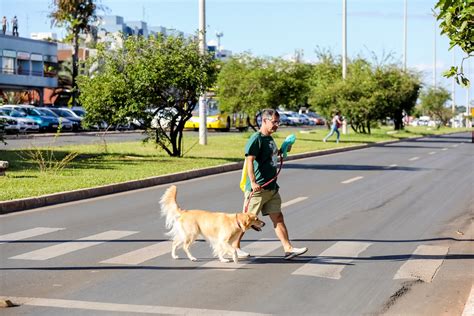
[{"x1": 233, "y1": 109, "x2": 308, "y2": 260}]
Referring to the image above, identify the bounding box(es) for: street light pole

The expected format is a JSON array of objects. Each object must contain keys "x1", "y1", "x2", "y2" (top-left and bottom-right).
[
  {"x1": 403, "y1": 0, "x2": 407, "y2": 72},
  {"x1": 433, "y1": 16, "x2": 437, "y2": 89},
  {"x1": 198, "y1": 0, "x2": 207, "y2": 145},
  {"x1": 452, "y1": 49, "x2": 456, "y2": 114},
  {"x1": 342, "y1": 0, "x2": 347, "y2": 79}
]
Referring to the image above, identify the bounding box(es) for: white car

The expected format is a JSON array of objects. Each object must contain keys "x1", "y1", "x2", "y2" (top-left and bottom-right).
[{"x1": 0, "y1": 108, "x2": 39, "y2": 133}]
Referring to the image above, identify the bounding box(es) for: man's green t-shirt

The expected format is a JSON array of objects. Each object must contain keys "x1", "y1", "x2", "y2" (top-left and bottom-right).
[{"x1": 244, "y1": 132, "x2": 279, "y2": 192}]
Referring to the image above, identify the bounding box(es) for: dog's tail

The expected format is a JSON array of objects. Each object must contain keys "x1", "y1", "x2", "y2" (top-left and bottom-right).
[{"x1": 160, "y1": 185, "x2": 183, "y2": 229}]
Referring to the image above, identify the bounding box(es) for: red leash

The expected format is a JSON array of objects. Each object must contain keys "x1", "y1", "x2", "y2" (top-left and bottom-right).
[{"x1": 243, "y1": 152, "x2": 283, "y2": 213}]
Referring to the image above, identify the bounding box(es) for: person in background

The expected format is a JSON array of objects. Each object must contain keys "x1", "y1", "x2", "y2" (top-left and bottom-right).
[
  {"x1": 2, "y1": 16, "x2": 7, "y2": 35},
  {"x1": 233, "y1": 109, "x2": 308, "y2": 260},
  {"x1": 11, "y1": 16, "x2": 18, "y2": 36},
  {"x1": 323, "y1": 111, "x2": 342, "y2": 143}
]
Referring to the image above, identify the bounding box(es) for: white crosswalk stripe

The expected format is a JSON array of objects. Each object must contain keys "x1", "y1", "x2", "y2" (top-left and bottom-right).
[
  {"x1": 100, "y1": 242, "x2": 172, "y2": 265},
  {"x1": 393, "y1": 245, "x2": 449, "y2": 282},
  {"x1": 292, "y1": 241, "x2": 372, "y2": 279},
  {"x1": 200, "y1": 240, "x2": 282, "y2": 271},
  {"x1": 10, "y1": 230, "x2": 138, "y2": 261},
  {"x1": 0, "y1": 227, "x2": 65, "y2": 245}
]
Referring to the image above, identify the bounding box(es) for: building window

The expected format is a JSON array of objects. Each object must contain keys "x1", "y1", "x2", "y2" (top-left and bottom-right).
[
  {"x1": 17, "y1": 59, "x2": 30, "y2": 75},
  {"x1": 44, "y1": 62, "x2": 57, "y2": 77},
  {"x1": 2, "y1": 57, "x2": 15, "y2": 74}
]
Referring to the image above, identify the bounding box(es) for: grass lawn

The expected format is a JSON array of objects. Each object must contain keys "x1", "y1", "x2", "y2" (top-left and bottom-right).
[{"x1": 0, "y1": 126, "x2": 471, "y2": 201}]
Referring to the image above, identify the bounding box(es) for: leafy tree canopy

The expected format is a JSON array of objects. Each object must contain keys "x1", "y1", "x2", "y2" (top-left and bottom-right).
[
  {"x1": 435, "y1": 0, "x2": 474, "y2": 86},
  {"x1": 77, "y1": 34, "x2": 217, "y2": 157},
  {"x1": 419, "y1": 86, "x2": 452, "y2": 128}
]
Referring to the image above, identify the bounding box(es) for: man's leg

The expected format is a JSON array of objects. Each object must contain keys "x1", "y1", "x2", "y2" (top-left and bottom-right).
[{"x1": 269, "y1": 212, "x2": 292, "y2": 252}]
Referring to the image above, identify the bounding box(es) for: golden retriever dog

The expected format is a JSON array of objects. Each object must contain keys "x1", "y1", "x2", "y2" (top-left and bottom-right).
[{"x1": 160, "y1": 185, "x2": 265, "y2": 263}]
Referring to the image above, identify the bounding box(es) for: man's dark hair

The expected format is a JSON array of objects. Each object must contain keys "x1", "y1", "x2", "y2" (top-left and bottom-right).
[{"x1": 261, "y1": 109, "x2": 280, "y2": 121}]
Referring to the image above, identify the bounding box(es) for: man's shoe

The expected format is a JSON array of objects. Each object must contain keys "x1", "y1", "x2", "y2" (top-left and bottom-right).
[
  {"x1": 284, "y1": 247, "x2": 308, "y2": 260},
  {"x1": 236, "y1": 248, "x2": 250, "y2": 258}
]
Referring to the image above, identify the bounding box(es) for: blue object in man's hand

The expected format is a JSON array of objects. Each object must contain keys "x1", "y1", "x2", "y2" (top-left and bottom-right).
[{"x1": 280, "y1": 134, "x2": 296, "y2": 158}]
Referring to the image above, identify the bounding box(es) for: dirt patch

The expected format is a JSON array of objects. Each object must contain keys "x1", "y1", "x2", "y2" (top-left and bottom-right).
[{"x1": 380, "y1": 279, "x2": 423, "y2": 314}]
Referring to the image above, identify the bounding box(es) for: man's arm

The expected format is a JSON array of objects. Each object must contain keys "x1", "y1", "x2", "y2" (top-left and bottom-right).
[{"x1": 246, "y1": 155, "x2": 261, "y2": 192}]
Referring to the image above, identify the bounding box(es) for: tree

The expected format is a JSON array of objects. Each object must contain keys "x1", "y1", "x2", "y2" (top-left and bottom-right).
[
  {"x1": 435, "y1": 0, "x2": 473, "y2": 86},
  {"x1": 419, "y1": 87, "x2": 452, "y2": 128},
  {"x1": 77, "y1": 34, "x2": 217, "y2": 157},
  {"x1": 217, "y1": 54, "x2": 312, "y2": 127},
  {"x1": 309, "y1": 54, "x2": 421, "y2": 133},
  {"x1": 50, "y1": 0, "x2": 103, "y2": 107}
]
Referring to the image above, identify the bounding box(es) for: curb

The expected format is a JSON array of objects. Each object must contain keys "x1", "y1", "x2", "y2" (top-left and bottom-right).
[{"x1": 0, "y1": 133, "x2": 462, "y2": 215}]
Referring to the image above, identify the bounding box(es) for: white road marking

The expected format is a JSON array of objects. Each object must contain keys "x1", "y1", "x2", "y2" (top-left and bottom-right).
[
  {"x1": 452, "y1": 144, "x2": 458, "y2": 148},
  {"x1": 0, "y1": 227, "x2": 65, "y2": 245},
  {"x1": 409, "y1": 156, "x2": 419, "y2": 161},
  {"x1": 341, "y1": 176, "x2": 364, "y2": 184},
  {"x1": 442, "y1": 148, "x2": 448, "y2": 151},
  {"x1": 393, "y1": 245, "x2": 449, "y2": 282},
  {"x1": 10, "y1": 230, "x2": 138, "y2": 261},
  {"x1": 0, "y1": 296, "x2": 268, "y2": 316},
  {"x1": 429, "y1": 151, "x2": 436, "y2": 155},
  {"x1": 200, "y1": 240, "x2": 282, "y2": 271},
  {"x1": 100, "y1": 242, "x2": 172, "y2": 265},
  {"x1": 292, "y1": 241, "x2": 372, "y2": 279},
  {"x1": 282, "y1": 197, "x2": 307, "y2": 208},
  {"x1": 462, "y1": 284, "x2": 474, "y2": 316}
]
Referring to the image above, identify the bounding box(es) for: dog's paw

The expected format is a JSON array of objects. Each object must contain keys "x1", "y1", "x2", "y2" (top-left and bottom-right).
[
  {"x1": 172, "y1": 255, "x2": 179, "y2": 259},
  {"x1": 219, "y1": 258, "x2": 230, "y2": 263},
  {"x1": 189, "y1": 257, "x2": 197, "y2": 262}
]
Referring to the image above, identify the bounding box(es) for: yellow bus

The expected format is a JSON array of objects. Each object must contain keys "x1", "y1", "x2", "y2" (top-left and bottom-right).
[{"x1": 184, "y1": 97, "x2": 251, "y2": 132}]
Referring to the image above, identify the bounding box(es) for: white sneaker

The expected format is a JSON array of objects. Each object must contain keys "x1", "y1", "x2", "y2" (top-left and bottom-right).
[
  {"x1": 236, "y1": 248, "x2": 250, "y2": 258},
  {"x1": 284, "y1": 247, "x2": 308, "y2": 260},
  {"x1": 323, "y1": 139, "x2": 326, "y2": 143}
]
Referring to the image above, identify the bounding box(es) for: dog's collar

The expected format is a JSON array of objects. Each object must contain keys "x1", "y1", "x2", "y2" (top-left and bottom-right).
[{"x1": 236, "y1": 214, "x2": 244, "y2": 231}]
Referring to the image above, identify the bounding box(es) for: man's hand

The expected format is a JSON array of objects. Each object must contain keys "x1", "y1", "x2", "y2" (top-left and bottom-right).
[{"x1": 251, "y1": 181, "x2": 262, "y2": 192}]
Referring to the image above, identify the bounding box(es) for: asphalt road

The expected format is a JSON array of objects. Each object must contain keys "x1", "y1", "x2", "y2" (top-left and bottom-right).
[{"x1": 1, "y1": 133, "x2": 472, "y2": 315}]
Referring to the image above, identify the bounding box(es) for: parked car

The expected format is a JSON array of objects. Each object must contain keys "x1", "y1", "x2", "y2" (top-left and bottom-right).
[
  {"x1": 0, "y1": 108, "x2": 39, "y2": 133},
  {"x1": 1, "y1": 105, "x2": 60, "y2": 132},
  {"x1": 37, "y1": 107, "x2": 73, "y2": 131},
  {"x1": 281, "y1": 111, "x2": 303, "y2": 125},
  {"x1": 278, "y1": 113, "x2": 292, "y2": 126},
  {"x1": 305, "y1": 112, "x2": 326, "y2": 125},
  {"x1": 47, "y1": 107, "x2": 83, "y2": 131},
  {"x1": 0, "y1": 114, "x2": 20, "y2": 134}
]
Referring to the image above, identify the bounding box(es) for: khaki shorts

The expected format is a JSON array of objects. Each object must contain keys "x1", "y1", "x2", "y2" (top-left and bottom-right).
[{"x1": 243, "y1": 189, "x2": 282, "y2": 216}]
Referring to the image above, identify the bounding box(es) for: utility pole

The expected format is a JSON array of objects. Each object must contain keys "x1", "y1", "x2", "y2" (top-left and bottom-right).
[
  {"x1": 342, "y1": 0, "x2": 347, "y2": 79},
  {"x1": 198, "y1": 0, "x2": 207, "y2": 145}
]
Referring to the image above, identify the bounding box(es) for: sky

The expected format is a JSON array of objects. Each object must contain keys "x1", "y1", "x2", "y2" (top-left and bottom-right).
[{"x1": 0, "y1": 0, "x2": 471, "y2": 107}]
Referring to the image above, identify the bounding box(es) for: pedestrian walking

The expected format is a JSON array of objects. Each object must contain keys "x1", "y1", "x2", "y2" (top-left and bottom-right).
[
  {"x1": 11, "y1": 16, "x2": 18, "y2": 36},
  {"x1": 233, "y1": 109, "x2": 308, "y2": 260},
  {"x1": 323, "y1": 111, "x2": 342, "y2": 143}
]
